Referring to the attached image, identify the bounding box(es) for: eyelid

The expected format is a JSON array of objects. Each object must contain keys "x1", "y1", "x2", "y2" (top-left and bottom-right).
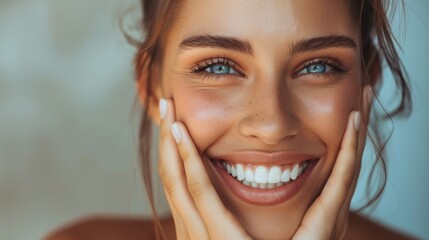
[
  {"x1": 190, "y1": 57, "x2": 245, "y2": 77},
  {"x1": 293, "y1": 57, "x2": 345, "y2": 77}
]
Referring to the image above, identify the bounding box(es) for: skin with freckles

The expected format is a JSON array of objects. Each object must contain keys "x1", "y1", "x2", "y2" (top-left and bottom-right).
[
  {"x1": 44, "y1": 1, "x2": 415, "y2": 240},
  {"x1": 157, "y1": 0, "x2": 363, "y2": 238}
]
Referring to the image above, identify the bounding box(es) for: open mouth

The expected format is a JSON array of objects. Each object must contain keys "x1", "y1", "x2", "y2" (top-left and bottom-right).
[
  {"x1": 220, "y1": 160, "x2": 310, "y2": 189},
  {"x1": 209, "y1": 152, "x2": 319, "y2": 205}
]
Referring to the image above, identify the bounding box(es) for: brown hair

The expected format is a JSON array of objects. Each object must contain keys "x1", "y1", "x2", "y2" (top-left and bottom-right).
[{"x1": 125, "y1": 0, "x2": 411, "y2": 238}]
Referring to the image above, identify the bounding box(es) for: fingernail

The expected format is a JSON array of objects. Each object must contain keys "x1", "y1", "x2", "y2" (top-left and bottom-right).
[
  {"x1": 159, "y1": 98, "x2": 167, "y2": 120},
  {"x1": 354, "y1": 111, "x2": 361, "y2": 131},
  {"x1": 171, "y1": 123, "x2": 182, "y2": 143}
]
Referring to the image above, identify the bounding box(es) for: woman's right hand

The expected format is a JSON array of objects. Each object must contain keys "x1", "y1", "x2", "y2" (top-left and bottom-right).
[{"x1": 158, "y1": 98, "x2": 252, "y2": 240}]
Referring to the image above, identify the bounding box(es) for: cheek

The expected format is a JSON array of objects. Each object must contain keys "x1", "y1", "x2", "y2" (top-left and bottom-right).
[
  {"x1": 172, "y1": 88, "x2": 233, "y2": 151},
  {"x1": 297, "y1": 83, "x2": 361, "y2": 156}
]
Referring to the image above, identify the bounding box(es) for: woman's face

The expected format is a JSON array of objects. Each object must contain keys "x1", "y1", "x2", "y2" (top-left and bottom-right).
[{"x1": 157, "y1": 0, "x2": 363, "y2": 238}]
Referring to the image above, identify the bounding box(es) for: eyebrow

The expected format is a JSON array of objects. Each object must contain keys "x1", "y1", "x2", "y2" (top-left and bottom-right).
[
  {"x1": 291, "y1": 35, "x2": 357, "y2": 54},
  {"x1": 178, "y1": 35, "x2": 253, "y2": 55},
  {"x1": 178, "y1": 34, "x2": 357, "y2": 55}
]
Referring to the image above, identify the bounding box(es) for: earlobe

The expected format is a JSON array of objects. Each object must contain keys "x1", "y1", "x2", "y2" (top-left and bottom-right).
[{"x1": 136, "y1": 53, "x2": 163, "y2": 126}]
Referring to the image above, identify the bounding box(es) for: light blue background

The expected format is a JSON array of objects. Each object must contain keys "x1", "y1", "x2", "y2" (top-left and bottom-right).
[{"x1": 0, "y1": 1, "x2": 428, "y2": 239}]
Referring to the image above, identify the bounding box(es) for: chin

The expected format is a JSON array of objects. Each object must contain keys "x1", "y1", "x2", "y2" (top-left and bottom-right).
[{"x1": 203, "y1": 152, "x2": 327, "y2": 239}]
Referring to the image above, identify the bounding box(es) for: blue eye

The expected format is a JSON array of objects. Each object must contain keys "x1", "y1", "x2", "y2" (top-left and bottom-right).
[
  {"x1": 190, "y1": 57, "x2": 243, "y2": 80},
  {"x1": 205, "y1": 64, "x2": 239, "y2": 75},
  {"x1": 298, "y1": 63, "x2": 333, "y2": 75}
]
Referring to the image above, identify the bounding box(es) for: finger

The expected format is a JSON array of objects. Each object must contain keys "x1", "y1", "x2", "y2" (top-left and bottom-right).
[
  {"x1": 339, "y1": 87, "x2": 372, "y2": 207},
  {"x1": 164, "y1": 191, "x2": 190, "y2": 240},
  {"x1": 295, "y1": 111, "x2": 360, "y2": 239},
  {"x1": 337, "y1": 87, "x2": 373, "y2": 218},
  {"x1": 171, "y1": 122, "x2": 250, "y2": 239},
  {"x1": 333, "y1": 87, "x2": 373, "y2": 238},
  {"x1": 158, "y1": 98, "x2": 209, "y2": 239}
]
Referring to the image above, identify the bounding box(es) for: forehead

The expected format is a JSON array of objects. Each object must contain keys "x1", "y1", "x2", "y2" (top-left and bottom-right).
[{"x1": 171, "y1": 0, "x2": 358, "y2": 43}]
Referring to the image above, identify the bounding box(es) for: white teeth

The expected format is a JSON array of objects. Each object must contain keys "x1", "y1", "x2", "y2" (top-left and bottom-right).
[
  {"x1": 299, "y1": 162, "x2": 308, "y2": 175},
  {"x1": 245, "y1": 168, "x2": 254, "y2": 182},
  {"x1": 281, "y1": 168, "x2": 290, "y2": 182},
  {"x1": 254, "y1": 166, "x2": 268, "y2": 183},
  {"x1": 290, "y1": 164, "x2": 299, "y2": 180},
  {"x1": 245, "y1": 182, "x2": 284, "y2": 189},
  {"x1": 231, "y1": 165, "x2": 237, "y2": 177},
  {"x1": 236, "y1": 164, "x2": 245, "y2": 181},
  {"x1": 267, "y1": 166, "x2": 281, "y2": 183},
  {"x1": 222, "y1": 161, "x2": 310, "y2": 189},
  {"x1": 226, "y1": 164, "x2": 232, "y2": 174}
]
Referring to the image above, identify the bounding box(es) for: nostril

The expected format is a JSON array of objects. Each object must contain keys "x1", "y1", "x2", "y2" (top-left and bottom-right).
[
  {"x1": 238, "y1": 115, "x2": 300, "y2": 145},
  {"x1": 237, "y1": 90, "x2": 301, "y2": 144}
]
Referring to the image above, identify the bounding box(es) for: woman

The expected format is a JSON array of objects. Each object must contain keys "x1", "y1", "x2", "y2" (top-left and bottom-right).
[{"x1": 47, "y1": 0, "x2": 413, "y2": 239}]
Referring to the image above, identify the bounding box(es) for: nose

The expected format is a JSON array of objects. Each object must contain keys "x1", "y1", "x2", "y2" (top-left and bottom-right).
[{"x1": 238, "y1": 85, "x2": 300, "y2": 145}]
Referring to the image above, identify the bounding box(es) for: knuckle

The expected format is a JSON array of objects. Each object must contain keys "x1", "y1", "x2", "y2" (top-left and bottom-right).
[
  {"x1": 159, "y1": 165, "x2": 176, "y2": 195},
  {"x1": 179, "y1": 148, "x2": 192, "y2": 163},
  {"x1": 158, "y1": 163, "x2": 165, "y2": 178},
  {"x1": 342, "y1": 167, "x2": 355, "y2": 186},
  {"x1": 187, "y1": 179, "x2": 205, "y2": 198},
  {"x1": 338, "y1": 171, "x2": 355, "y2": 192},
  {"x1": 163, "y1": 175, "x2": 176, "y2": 195},
  {"x1": 160, "y1": 126, "x2": 171, "y2": 139}
]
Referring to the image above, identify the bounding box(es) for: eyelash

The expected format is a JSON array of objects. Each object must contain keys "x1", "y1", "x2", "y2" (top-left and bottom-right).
[
  {"x1": 190, "y1": 57, "x2": 244, "y2": 80},
  {"x1": 293, "y1": 57, "x2": 346, "y2": 78},
  {"x1": 189, "y1": 56, "x2": 346, "y2": 81}
]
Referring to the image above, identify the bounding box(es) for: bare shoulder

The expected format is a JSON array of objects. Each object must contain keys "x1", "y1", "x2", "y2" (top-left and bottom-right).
[
  {"x1": 345, "y1": 212, "x2": 416, "y2": 240},
  {"x1": 44, "y1": 215, "x2": 176, "y2": 240},
  {"x1": 44, "y1": 213, "x2": 416, "y2": 240}
]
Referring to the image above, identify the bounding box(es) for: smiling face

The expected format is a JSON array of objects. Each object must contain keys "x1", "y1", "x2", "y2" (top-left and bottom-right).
[{"x1": 153, "y1": 0, "x2": 365, "y2": 238}]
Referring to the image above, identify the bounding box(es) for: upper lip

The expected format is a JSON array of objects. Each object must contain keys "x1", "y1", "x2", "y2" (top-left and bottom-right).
[{"x1": 211, "y1": 151, "x2": 320, "y2": 165}]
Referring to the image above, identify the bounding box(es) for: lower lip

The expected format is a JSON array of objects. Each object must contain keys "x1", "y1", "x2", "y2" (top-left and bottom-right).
[{"x1": 212, "y1": 160, "x2": 317, "y2": 206}]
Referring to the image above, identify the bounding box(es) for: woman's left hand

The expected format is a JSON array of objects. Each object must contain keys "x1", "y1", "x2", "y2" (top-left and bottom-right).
[{"x1": 292, "y1": 111, "x2": 364, "y2": 240}]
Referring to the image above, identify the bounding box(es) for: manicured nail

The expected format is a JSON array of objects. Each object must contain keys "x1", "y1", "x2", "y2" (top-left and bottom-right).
[
  {"x1": 171, "y1": 123, "x2": 182, "y2": 143},
  {"x1": 159, "y1": 98, "x2": 167, "y2": 120},
  {"x1": 354, "y1": 111, "x2": 361, "y2": 131}
]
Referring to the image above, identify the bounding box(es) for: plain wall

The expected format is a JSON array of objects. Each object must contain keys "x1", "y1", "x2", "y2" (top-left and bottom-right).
[{"x1": 0, "y1": 1, "x2": 428, "y2": 239}]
